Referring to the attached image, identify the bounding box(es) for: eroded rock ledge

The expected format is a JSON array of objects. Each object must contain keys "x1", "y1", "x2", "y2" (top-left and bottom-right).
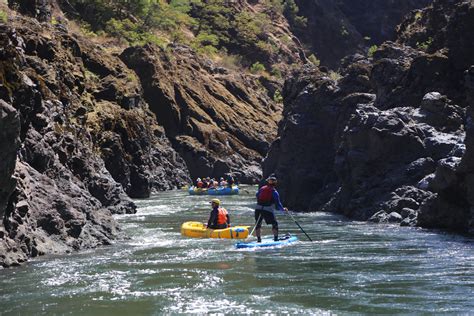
[{"x1": 121, "y1": 44, "x2": 282, "y2": 182}]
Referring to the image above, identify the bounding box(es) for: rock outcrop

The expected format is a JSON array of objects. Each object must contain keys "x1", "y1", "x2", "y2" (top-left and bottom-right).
[
  {"x1": 265, "y1": 0, "x2": 473, "y2": 234},
  {"x1": 121, "y1": 44, "x2": 281, "y2": 182},
  {"x1": 293, "y1": 0, "x2": 432, "y2": 68},
  {"x1": 0, "y1": 11, "x2": 189, "y2": 266}
]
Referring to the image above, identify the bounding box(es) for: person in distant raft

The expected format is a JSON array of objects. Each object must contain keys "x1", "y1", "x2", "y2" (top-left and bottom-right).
[
  {"x1": 207, "y1": 199, "x2": 230, "y2": 229},
  {"x1": 255, "y1": 175, "x2": 288, "y2": 242}
]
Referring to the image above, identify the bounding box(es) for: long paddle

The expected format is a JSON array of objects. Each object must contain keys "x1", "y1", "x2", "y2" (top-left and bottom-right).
[
  {"x1": 245, "y1": 213, "x2": 261, "y2": 241},
  {"x1": 287, "y1": 211, "x2": 313, "y2": 241}
]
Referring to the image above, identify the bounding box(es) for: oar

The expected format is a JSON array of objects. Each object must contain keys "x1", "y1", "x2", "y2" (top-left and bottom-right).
[{"x1": 287, "y1": 210, "x2": 312, "y2": 241}]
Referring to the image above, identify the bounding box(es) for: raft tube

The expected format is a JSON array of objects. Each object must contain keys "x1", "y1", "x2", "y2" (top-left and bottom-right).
[
  {"x1": 181, "y1": 221, "x2": 250, "y2": 239},
  {"x1": 188, "y1": 187, "x2": 208, "y2": 195},
  {"x1": 207, "y1": 186, "x2": 239, "y2": 196}
]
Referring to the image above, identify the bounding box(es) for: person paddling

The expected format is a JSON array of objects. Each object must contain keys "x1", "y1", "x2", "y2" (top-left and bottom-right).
[
  {"x1": 207, "y1": 199, "x2": 230, "y2": 229},
  {"x1": 255, "y1": 175, "x2": 288, "y2": 242}
]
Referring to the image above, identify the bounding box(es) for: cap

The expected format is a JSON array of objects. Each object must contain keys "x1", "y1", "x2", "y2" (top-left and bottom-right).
[
  {"x1": 266, "y1": 175, "x2": 277, "y2": 182},
  {"x1": 210, "y1": 198, "x2": 221, "y2": 205}
]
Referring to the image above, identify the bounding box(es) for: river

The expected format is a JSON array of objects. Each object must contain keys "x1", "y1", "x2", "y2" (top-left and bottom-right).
[{"x1": 1, "y1": 186, "x2": 473, "y2": 314}]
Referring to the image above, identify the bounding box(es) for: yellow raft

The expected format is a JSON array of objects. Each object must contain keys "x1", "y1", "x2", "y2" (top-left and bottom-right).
[{"x1": 181, "y1": 221, "x2": 250, "y2": 239}]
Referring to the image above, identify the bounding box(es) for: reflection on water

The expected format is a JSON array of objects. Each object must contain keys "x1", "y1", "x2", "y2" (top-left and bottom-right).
[{"x1": 1, "y1": 186, "x2": 473, "y2": 314}]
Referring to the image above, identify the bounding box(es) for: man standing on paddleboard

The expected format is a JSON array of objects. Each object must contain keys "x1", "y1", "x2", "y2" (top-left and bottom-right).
[{"x1": 255, "y1": 175, "x2": 288, "y2": 242}]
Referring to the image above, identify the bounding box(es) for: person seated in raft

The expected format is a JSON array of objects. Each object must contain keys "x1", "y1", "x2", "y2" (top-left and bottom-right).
[
  {"x1": 226, "y1": 174, "x2": 234, "y2": 188},
  {"x1": 196, "y1": 178, "x2": 204, "y2": 188},
  {"x1": 206, "y1": 199, "x2": 230, "y2": 229},
  {"x1": 207, "y1": 179, "x2": 214, "y2": 189},
  {"x1": 219, "y1": 177, "x2": 227, "y2": 187}
]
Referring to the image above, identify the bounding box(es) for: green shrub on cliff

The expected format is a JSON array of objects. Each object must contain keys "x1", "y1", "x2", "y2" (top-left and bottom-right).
[
  {"x1": 368, "y1": 45, "x2": 378, "y2": 57},
  {"x1": 283, "y1": 0, "x2": 307, "y2": 29},
  {"x1": 264, "y1": 0, "x2": 284, "y2": 17},
  {"x1": 234, "y1": 12, "x2": 271, "y2": 46},
  {"x1": 308, "y1": 54, "x2": 320, "y2": 66},
  {"x1": 189, "y1": 0, "x2": 232, "y2": 44},
  {"x1": 0, "y1": 9, "x2": 7, "y2": 23},
  {"x1": 105, "y1": 18, "x2": 167, "y2": 46},
  {"x1": 273, "y1": 89, "x2": 283, "y2": 103},
  {"x1": 271, "y1": 65, "x2": 282, "y2": 78},
  {"x1": 416, "y1": 37, "x2": 433, "y2": 51},
  {"x1": 328, "y1": 70, "x2": 342, "y2": 81},
  {"x1": 67, "y1": 0, "x2": 195, "y2": 39},
  {"x1": 192, "y1": 31, "x2": 219, "y2": 55},
  {"x1": 250, "y1": 62, "x2": 266, "y2": 74}
]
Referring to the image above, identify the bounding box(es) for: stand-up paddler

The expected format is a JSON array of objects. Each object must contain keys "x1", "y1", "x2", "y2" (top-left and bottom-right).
[{"x1": 255, "y1": 175, "x2": 288, "y2": 242}]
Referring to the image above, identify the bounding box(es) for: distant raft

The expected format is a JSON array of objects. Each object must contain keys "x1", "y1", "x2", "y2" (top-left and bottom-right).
[
  {"x1": 235, "y1": 235, "x2": 298, "y2": 249},
  {"x1": 181, "y1": 221, "x2": 250, "y2": 239},
  {"x1": 188, "y1": 186, "x2": 239, "y2": 196}
]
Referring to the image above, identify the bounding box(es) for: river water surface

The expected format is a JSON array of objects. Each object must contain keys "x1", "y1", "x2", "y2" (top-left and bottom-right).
[{"x1": 1, "y1": 186, "x2": 473, "y2": 314}]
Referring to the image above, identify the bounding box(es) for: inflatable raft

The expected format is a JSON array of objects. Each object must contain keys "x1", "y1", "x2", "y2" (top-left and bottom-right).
[
  {"x1": 188, "y1": 187, "x2": 208, "y2": 195},
  {"x1": 188, "y1": 186, "x2": 239, "y2": 196},
  {"x1": 235, "y1": 235, "x2": 298, "y2": 249},
  {"x1": 181, "y1": 221, "x2": 250, "y2": 239},
  {"x1": 208, "y1": 186, "x2": 239, "y2": 195}
]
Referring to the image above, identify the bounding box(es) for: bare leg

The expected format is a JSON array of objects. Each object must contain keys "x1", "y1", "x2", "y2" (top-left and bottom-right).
[
  {"x1": 256, "y1": 227, "x2": 262, "y2": 242},
  {"x1": 272, "y1": 227, "x2": 278, "y2": 241}
]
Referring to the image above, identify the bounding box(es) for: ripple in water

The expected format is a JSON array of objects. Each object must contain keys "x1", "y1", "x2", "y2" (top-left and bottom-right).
[{"x1": 0, "y1": 186, "x2": 473, "y2": 314}]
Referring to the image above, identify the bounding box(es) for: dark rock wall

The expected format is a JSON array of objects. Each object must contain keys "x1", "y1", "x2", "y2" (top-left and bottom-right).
[
  {"x1": 418, "y1": 66, "x2": 474, "y2": 233},
  {"x1": 293, "y1": 0, "x2": 432, "y2": 68},
  {"x1": 0, "y1": 14, "x2": 189, "y2": 266},
  {"x1": 0, "y1": 101, "x2": 20, "y2": 220},
  {"x1": 264, "y1": 55, "x2": 374, "y2": 211},
  {"x1": 266, "y1": 0, "x2": 473, "y2": 234}
]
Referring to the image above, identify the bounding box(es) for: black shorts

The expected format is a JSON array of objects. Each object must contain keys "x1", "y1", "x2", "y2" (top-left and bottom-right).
[
  {"x1": 208, "y1": 223, "x2": 228, "y2": 229},
  {"x1": 255, "y1": 209, "x2": 278, "y2": 229}
]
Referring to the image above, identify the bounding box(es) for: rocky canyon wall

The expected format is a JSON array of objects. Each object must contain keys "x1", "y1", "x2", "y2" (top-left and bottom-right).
[
  {"x1": 0, "y1": 0, "x2": 286, "y2": 266},
  {"x1": 266, "y1": 0, "x2": 474, "y2": 234},
  {"x1": 0, "y1": 10, "x2": 190, "y2": 266},
  {"x1": 293, "y1": 0, "x2": 432, "y2": 68}
]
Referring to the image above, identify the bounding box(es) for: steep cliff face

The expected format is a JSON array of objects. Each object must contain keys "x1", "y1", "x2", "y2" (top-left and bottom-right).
[
  {"x1": 121, "y1": 44, "x2": 281, "y2": 182},
  {"x1": 264, "y1": 55, "x2": 374, "y2": 211},
  {"x1": 0, "y1": 11, "x2": 189, "y2": 266},
  {"x1": 409, "y1": 0, "x2": 474, "y2": 233},
  {"x1": 266, "y1": 0, "x2": 473, "y2": 234},
  {"x1": 293, "y1": 0, "x2": 432, "y2": 68}
]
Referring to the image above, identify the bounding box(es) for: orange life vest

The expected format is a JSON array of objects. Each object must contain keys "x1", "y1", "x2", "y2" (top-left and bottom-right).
[{"x1": 217, "y1": 207, "x2": 228, "y2": 225}]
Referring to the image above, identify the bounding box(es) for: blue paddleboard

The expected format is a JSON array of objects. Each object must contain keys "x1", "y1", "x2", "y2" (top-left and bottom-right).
[{"x1": 235, "y1": 235, "x2": 298, "y2": 249}]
